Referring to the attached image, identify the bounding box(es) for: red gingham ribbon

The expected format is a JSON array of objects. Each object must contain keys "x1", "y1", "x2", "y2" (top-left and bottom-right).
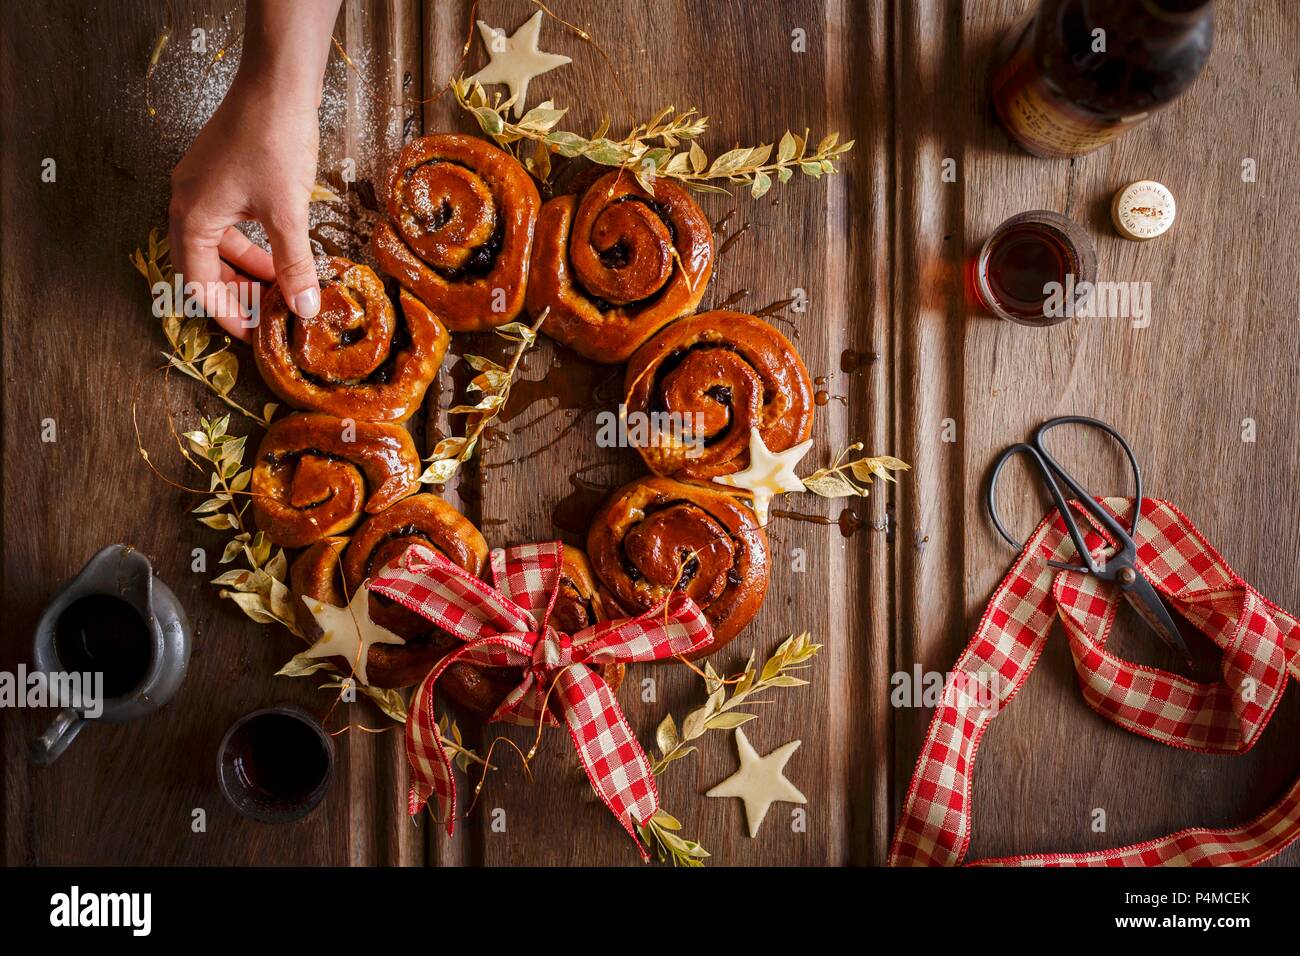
[
  {"x1": 369, "y1": 540, "x2": 714, "y2": 854},
  {"x1": 889, "y1": 497, "x2": 1300, "y2": 867}
]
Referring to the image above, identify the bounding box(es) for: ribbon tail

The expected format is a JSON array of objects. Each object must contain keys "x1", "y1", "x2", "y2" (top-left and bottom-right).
[
  {"x1": 406, "y1": 660, "x2": 457, "y2": 835},
  {"x1": 555, "y1": 666, "x2": 658, "y2": 859},
  {"x1": 405, "y1": 635, "x2": 534, "y2": 834}
]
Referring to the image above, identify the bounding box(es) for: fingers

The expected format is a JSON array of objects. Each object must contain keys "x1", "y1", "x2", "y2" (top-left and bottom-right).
[
  {"x1": 262, "y1": 206, "x2": 321, "y2": 319},
  {"x1": 218, "y1": 226, "x2": 276, "y2": 281},
  {"x1": 168, "y1": 190, "x2": 260, "y2": 340},
  {"x1": 169, "y1": 226, "x2": 253, "y2": 344}
]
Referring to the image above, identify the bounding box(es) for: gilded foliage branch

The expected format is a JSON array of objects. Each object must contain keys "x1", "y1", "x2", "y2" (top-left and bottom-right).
[
  {"x1": 452, "y1": 77, "x2": 853, "y2": 197},
  {"x1": 639, "y1": 632, "x2": 822, "y2": 866},
  {"x1": 418, "y1": 310, "x2": 548, "y2": 485},
  {"x1": 131, "y1": 229, "x2": 277, "y2": 427},
  {"x1": 801, "y1": 445, "x2": 911, "y2": 500}
]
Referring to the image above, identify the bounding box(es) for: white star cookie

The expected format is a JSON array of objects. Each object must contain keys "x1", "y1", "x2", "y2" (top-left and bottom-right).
[
  {"x1": 706, "y1": 727, "x2": 807, "y2": 837},
  {"x1": 301, "y1": 583, "x2": 405, "y2": 687},
  {"x1": 714, "y1": 427, "x2": 813, "y2": 523},
  {"x1": 469, "y1": 11, "x2": 571, "y2": 118}
]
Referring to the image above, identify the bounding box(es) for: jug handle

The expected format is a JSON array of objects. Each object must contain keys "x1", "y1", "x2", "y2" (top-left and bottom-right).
[{"x1": 30, "y1": 708, "x2": 86, "y2": 766}]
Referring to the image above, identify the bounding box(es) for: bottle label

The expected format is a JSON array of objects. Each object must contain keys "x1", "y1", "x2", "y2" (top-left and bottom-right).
[{"x1": 991, "y1": 28, "x2": 1144, "y2": 158}]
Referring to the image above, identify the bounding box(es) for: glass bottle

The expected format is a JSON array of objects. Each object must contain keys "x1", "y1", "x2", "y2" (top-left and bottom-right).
[{"x1": 990, "y1": 0, "x2": 1214, "y2": 158}]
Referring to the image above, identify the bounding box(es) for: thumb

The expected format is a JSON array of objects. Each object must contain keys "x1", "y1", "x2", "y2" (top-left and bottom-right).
[{"x1": 263, "y1": 206, "x2": 320, "y2": 319}]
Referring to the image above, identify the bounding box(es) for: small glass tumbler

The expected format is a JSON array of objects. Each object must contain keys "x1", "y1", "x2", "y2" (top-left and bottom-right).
[
  {"x1": 973, "y1": 210, "x2": 1098, "y2": 327},
  {"x1": 218, "y1": 705, "x2": 334, "y2": 823}
]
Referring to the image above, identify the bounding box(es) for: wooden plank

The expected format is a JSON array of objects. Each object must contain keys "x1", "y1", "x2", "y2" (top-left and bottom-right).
[
  {"x1": 4, "y1": 0, "x2": 1296, "y2": 870},
  {"x1": 419, "y1": 0, "x2": 891, "y2": 865},
  {"x1": 891, "y1": 0, "x2": 1300, "y2": 865},
  {"x1": 0, "y1": 0, "x2": 420, "y2": 866}
]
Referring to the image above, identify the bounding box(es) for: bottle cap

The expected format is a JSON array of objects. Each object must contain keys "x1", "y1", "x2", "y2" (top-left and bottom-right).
[{"x1": 1110, "y1": 180, "x2": 1176, "y2": 241}]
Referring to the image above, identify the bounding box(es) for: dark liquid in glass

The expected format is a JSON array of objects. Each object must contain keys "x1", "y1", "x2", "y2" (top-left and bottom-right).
[
  {"x1": 53, "y1": 594, "x2": 152, "y2": 698},
  {"x1": 979, "y1": 223, "x2": 1073, "y2": 321},
  {"x1": 230, "y1": 712, "x2": 330, "y2": 804}
]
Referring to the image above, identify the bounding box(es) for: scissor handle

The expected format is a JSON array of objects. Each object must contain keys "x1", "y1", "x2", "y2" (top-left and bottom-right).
[
  {"x1": 1033, "y1": 416, "x2": 1143, "y2": 544},
  {"x1": 986, "y1": 443, "x2": 1091, "y2": 572},
  {"x1": 986, "y1": 416, "x2": 1144, "y2": 573}
]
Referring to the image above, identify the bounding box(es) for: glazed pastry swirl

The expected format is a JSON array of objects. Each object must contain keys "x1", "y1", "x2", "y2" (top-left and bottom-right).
[
  {"x1": 623, "y1": 311, "x2": 814, "y2": 479},
  {"x1": 251, "y1": 412, "x2": 420, "y2": 549},
  {"x1": 288, "y1": 495, "x2": 489, "y2": 689},
  {"x1": 526, "y1": 172, "x2": 714, "y2": 363},
  {"x1": 253, "y1": 257, "x2": 449, "y2": 422},
  {"x1": 372, "y1": 134, "x2": 540, "y2": 331},
  {"x1": 588, "y1": 477, "x2": 769, "y2": 655}
]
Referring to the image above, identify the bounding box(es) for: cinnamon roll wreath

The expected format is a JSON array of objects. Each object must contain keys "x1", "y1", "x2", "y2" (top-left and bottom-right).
[
  {"x1": 588, "y1": 477, "x2": 769, "y2": 655},
  {"x1": 372, "y1": 134, "x2": 540, "y2": 331},
  {"x1": 253, "y1": 257, "x2": 449, "y2": 423},
  {"x1": 527, "y1": 171, "x2": 714, "y2": 363},
  {"x1": 623, "y1": 310, "x2": 814, "y2": 480},
  {"x1": 251, "y1": 412, "x2": 421, "y2": 549}
]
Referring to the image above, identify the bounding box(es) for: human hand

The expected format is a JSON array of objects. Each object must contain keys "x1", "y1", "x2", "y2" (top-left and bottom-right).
[{"x1": 167, "y1": 0, "x2": 342, "y2": 340}]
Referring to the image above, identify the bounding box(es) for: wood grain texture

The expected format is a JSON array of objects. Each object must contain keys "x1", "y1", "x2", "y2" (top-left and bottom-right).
[
  {"x1": 418, "y1": 0, "x2": 885, "y2": 867},
  {"x1": 891, "y1": 0, "x2": 1300, "y2": 865},
  {"x1": 3, "y1": 0, "x2": 1297, "y2": 868},
  {"x1": 0, "y1": 0, "x2": 420, "y2": 866}
]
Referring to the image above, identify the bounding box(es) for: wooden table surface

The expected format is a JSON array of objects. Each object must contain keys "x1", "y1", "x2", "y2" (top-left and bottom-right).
[{"x1": 3, "y1": 0, "x2": 1297, "y2": 867}]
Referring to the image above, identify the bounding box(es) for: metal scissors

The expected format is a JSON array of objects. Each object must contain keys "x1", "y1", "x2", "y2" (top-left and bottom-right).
[{"x1": 986, "y1": 415, "x2": 1192, "y2": 665}]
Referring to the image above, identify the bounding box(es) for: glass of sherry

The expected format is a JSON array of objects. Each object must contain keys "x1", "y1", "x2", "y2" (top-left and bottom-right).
[
  {"x1": 974, "y1": 210, "x2": 1097, "y2": 327},
  {"x1": 218, "y1": 705, "x2": 334, "y2": 823}
]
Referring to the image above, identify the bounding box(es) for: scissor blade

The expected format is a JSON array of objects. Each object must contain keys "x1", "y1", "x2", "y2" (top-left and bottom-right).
[{"x1": 1120, "y1": 569, "x2": 1194, "y2": 666}]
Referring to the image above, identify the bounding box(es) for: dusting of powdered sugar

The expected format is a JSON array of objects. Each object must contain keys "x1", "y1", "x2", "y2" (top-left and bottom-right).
[{"x1": 126, "y1": 9, "x2": 413, "y2": 266}]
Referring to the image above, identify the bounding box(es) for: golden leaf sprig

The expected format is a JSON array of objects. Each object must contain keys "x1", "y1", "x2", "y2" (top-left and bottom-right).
[
  {"x1": 801, "y1": 444, "x2": 911, "y2": 500},
  {"x1": 131, "y1": 228, "x2": 277, "y2": 427},
  {"x1": 419, "y1": 310, "x2": 547, "y2": 485},
  {"x1": 650, "y1": 632, "x2": 822, "y2": 776},
  {"x1": 641, "y1": 809, "x2": 709, "y2": 867},
  {"x1": 451, "y1": 77, "x2": 851, "y2": 197},
  {"x1": 180, "y1": 414, "x2": 300, "y2": 635},
  {"x1": 638, "y1": 632, "x2": 822, "y2": 866}
]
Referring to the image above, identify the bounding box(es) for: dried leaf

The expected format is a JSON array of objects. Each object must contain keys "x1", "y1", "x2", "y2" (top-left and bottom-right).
[
  {"x1": 704, "y1": 712, "x2": 756, "y2": 730},
  {"x1": 680, "y1": 707, "x2": 709, "y2": 742},
  {"x1": 199, "y1": 513, "x2": 238, "y2": 530},
  {"x1": 310, "y1": 183, "x2": 343, "y2": 203},
  {"x1": 777, "y1": 130, "x2": 798, "y2": 163},
  {"x1": 275, "y1": 649, "x2": 335, "y2": 678},
  {"x1": 418, "y1": 458, "x2": 462, "y2": 485},
  {"x1": 802, "y1": 471, "x2": 862, "y2": 498},
  {"x1": 655, "y1": 713, "x2": 679, "y2": 756},
  {"x1": 689, "y1": 141, "x2": 707, "y2": 173},
  {"x1": 222, "y1": 589, "x2": 279, "y2": 626},
  {"x1": 202, "y1": 350, "x2": 238, "y2": 396}
]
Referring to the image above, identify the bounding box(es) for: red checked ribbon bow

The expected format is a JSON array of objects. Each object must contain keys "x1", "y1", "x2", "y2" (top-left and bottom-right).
[
  {"x1": 369, "y1": 540, "x2": 714, "y2": 853},
  {"x1": 890, "y1": 497, "x2": 1300, "y2": 867}
]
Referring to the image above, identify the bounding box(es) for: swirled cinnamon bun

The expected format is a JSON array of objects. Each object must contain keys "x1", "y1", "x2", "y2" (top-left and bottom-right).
[
  {"x1": 623, "y1": 311, "x2": 814, "y2": 479},
  {"x1": 253, "y1": 257, "x2": 448, "y2": 423},
  {"x1": 587, "y1": 477, "x2": 769, "y2": 654},
  {"x1": 526, "y1": 171, "x2": 714, "y2": 363},
  {"x1": 251, "y1": 412, "x2": 420, "y2": 549},
  {"x1": 288, "y1": 495, "x2": 488, "y2": 688},
  {"x1": 372, "y1": 134, "x2": 540, "y2": 330}
]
